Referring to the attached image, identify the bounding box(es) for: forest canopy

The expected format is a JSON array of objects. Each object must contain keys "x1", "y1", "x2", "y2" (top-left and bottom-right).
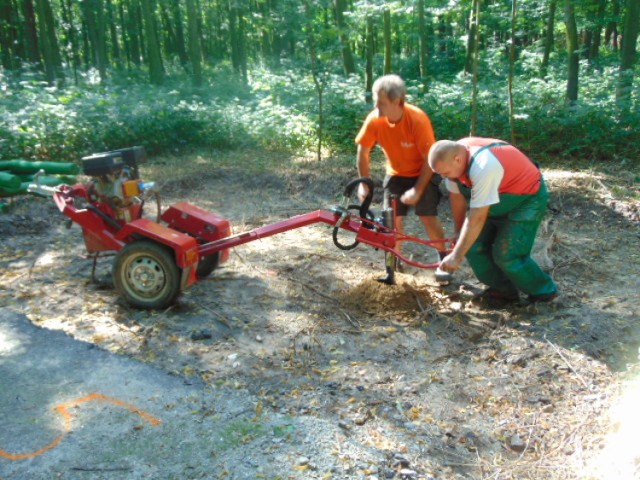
[{"x1": 0, "y1": 0, "x2": 638, "y2": 164}]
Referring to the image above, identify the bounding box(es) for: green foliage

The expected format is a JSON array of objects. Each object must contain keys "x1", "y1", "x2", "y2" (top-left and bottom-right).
[{"x1": 1, "y1": 54, "x2": 638, "y2": 166}]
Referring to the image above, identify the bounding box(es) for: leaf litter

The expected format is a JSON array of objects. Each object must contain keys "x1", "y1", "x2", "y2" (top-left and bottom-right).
[{"x1": 1, "y1": 157, "x2": 639, "y2": 479}]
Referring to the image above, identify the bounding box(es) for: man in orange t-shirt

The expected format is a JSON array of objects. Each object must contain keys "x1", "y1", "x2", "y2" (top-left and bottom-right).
[{"x1": 355, "y1": 74, "x2": 447, "y2": 268}]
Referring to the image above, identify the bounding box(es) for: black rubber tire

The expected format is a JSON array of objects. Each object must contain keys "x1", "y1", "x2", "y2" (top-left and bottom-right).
[
  {"x1": 113, "y1": 240, "x2": 181, "y2": 309},
  {"x1": 196, "y1": 252, "x2": 220, "y2": 279}
]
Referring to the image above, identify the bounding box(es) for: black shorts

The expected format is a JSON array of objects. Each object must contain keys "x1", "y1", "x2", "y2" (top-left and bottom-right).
[{"x1": 383, "y1": 175, "x2": 442, "y2": 216}]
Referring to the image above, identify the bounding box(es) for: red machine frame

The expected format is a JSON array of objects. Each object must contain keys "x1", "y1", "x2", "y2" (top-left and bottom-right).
[{"x1": 44, "y1": 179, "x2": 452, "y2": 309}]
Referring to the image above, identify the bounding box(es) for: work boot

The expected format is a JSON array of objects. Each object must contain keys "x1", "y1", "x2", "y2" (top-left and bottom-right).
[
  {"x1": 471, "y1": 288, "x2": 520, "y2": 308},
  {"x1": 527, "y1": 291, "x2": 558, "y2": 303}
]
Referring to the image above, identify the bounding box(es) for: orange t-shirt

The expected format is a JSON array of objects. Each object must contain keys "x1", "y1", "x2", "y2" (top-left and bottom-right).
[{"x1": 355, "y1": 103, "x2": 436, "y2": 177}]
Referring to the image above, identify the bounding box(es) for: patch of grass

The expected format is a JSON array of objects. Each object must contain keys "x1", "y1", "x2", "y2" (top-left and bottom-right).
[{"x1": 216, "y1": 418, "x2": 266, "y2": 450}]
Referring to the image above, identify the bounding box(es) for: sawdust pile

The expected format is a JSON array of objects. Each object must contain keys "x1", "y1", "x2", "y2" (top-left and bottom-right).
[{"x1": 339, "y1": 274, "x2": 433, "y2": 316}]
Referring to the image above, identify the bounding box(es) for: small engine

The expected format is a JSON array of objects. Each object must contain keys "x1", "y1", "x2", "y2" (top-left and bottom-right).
[{"x1": 81, "y1": 147, "x2": 152, "y2": 225}]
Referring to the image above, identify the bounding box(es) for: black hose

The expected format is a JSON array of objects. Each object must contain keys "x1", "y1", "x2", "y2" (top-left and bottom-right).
[
  {"x1": 343, "y1": 177, "x2": 374, "y2": 220},
  {"x1": 87, "y1": 205, "x2": 122, "y2": 231},
  {"x1": 332, "y1": 178, "x2": 376, "y2": 250}
]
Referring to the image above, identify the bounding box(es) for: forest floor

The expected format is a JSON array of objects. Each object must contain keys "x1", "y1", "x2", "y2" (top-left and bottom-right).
[{"x1": 1, "y1": 149, "x2": 639, "y2": 480}]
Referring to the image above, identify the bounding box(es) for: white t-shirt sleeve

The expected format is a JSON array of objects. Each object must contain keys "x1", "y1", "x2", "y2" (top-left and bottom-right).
[
  {"x1": 468, "y1": 150, "x2": 504, "y2": 208},
  {"x1": 444, "y1": 178, "x2": 460, "y2": 194}
]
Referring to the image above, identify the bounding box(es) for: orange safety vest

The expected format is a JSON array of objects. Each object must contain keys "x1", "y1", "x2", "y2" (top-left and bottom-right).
[{"x1": 457, "y1": 137, "x2": 540, "y2": 195}]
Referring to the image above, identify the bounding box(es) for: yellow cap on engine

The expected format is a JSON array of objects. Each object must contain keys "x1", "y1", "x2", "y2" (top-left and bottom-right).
[{"x1": 122, "y1": 180, "x2": 142, "y2": 197}]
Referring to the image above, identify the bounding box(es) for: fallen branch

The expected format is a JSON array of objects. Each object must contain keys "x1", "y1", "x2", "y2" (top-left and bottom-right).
[{"x1": 545, "y1": 338, "x2": 590, "y2": 389}]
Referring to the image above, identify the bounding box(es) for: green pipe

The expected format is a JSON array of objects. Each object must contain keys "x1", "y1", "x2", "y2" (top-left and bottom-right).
[
  {"x1": 0, "y1": 171, "x2": 21, "y2": 189},
  {"x1": 0, "y1": 160, "x2": 80, "y2": 175},
  {"x1": 21, "y1": 175, "x2": 76, "y2": 189}
]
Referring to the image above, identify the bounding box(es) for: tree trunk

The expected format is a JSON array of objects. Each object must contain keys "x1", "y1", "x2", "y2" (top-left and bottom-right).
[
  {"x1": 35, "y1": 0, "x2": 63, "y2": 84},
  {"x1": 159, "y1": 2, "x2": 177, "y2": 59},
  {"x1": 469, "y1": 0, "x2": 480, "y2": 134},
  {"x1": 508, "y1": 0, "x2": 517, "y2": 144},
  {"x1": 0, "y1": 0, "x2": 17, "y2": 69},
  {"x1": 22, "y1": 0, "x2": 41, "y2": 64},
  {"x1": 106, "y1": 0, "x2": 122, "y2": 68},
  {"x1": 465, "y1": 2, "x2": 478, "y2": 74},
  {"x1": 605, "y1": 0, "x2": 620, "y2": 50},
  {"x1": 237, "y1": 4, "x2": 247, "y2": 83},
  {"x1": 564, "y1": 0, "x2": 579, "y2": 104},
  {"x1": 418, "y1": 0, "x2": 427, "y2": 80},
  {"x1": 304, "y1": 0, "x2": 324, "y2": 161},
  {"x1": 589, "y1": 0, "x2": 607, "y2": 59},
  {"x1": 60, "y1": 0, "x2": 80, "y2": 83},
  {"x1": 365, "y1": 13, "x2": 373, "y2": 104},
  {"x1": 117, "y1": 1, "x2": 130, "y2": 68},
  {"x1": 171, "y1": 0, "x2": 188, "y2": 67},
  {"x1": 140, "y1": 0, "x2": 164, "y2": 84},
  {"x1": 123, "y1": 0, "x2": 140, "y2": 66},
  {"x1": 228, "y1": 0, "x2": 240, "y2": 73},
  {"x1": 334, "y1": 0, "x2": 356, "y2": 76},
  {"x1": 124, "y1": 0, "x2": 143, "y2": 66},
  {"x1": 616, "y1": 0, "x2": 640, "y2": 108},
  {"x1": 383, "y1": 7, "x2": 391, "y2": 74},
  {"x1": 83, "y1": 0, "x2": 108, "y2": 81},
  {"x1": 540, "y1": 0, "x2": 556, "y2": 78},
  {"x1": 186, "y1": 0, "x2": 202, "y2": 87}
]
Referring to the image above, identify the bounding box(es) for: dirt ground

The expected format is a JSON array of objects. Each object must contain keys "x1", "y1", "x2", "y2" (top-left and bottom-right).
[{"x1": 1, "y1": 151, "x2": 639, "y2": 479}]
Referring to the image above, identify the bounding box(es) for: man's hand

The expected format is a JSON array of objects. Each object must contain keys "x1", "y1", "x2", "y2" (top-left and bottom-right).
[
  {"x1": 400, "y1": 187, "x2": 421, "y2": 205},
  {"x1": 357, "y1": 182, "x2": 370, "y2": 203},
  {"x1": 439, "y1": 252, "x2": 464, "y2": 273}
]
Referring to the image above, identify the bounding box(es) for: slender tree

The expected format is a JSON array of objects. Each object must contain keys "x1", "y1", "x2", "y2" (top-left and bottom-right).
[
  {"x1": 605, "y1": 0, "x2": 621, "y2": 49},
  {"x1": 59, "y1": 0, "x2": 80, "y2": 83},
  {"x1": 171, "y1": 0, "x2": 188, "y2": 66},
  {"x1": 303, "y1": 0, "x2": 325, "y2": 161},
  {"x1": 383, "y1": 7, "x2": 391, "y2": 74},
  {"x1": 465, "y1": 1, "x2": 478, "y2": 75},
  {"x1": 540, "y1": 0, "x2": 557, "y2": 78},
  {"x1": 35, "y1": 0, "x2": 64, "y2": 84},
  {"x1": 564, "y1": 0, "x2": 579, "y2": 104},
  {"x1": 106, "y1": 0, "x2": 122, "y2": 68},
  {"x1": 334, "y1": 0, "x2": 356, "y2": 76},
  {"x1": 23, "y1": 0, "x2": 42, "y2": 65},
  {"x1": 186, "y1": 0, "x2": 202, "y2": 86},
  {"x1": 0, "y1": 0, "x2": 18, "y2": 69},
  {"x1": 469, "y1": 0, "x2": 480, "y2": 134},
  {"x1": 616, "y1": 0, "x2": 640, "y2": 108},
  {"x1": 83, "y1": 0, "x2": 108, "y2": 81},
  {"x1": 589, "y1": 0, "x2": 607, "y2": 59},
  {"x1": 140, "y1": 0, "x2": 164, "y2": 84},
  {"x1": 508, "y1": 0, "x2": 517, "y2": 143},
  {"x1": 417, "y1": 0, "x2": 427, "y2": 81},
  {"x1": 365, "y1": 12, "x2": 374, "y2": 104}
]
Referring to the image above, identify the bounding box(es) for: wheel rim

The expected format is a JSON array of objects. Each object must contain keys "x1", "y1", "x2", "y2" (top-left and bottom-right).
[{"x1": 123, "y1": 254, "x2": 167, "y2": 299}]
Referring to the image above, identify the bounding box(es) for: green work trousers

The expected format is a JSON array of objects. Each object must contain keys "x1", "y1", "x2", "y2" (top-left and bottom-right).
[{"x1": 465, "y1": 180, "x2": 557, "y2": 297}]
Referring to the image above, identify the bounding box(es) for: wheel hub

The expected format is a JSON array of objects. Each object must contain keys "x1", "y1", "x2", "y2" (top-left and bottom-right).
[{"x1": 128, "y1": 257, "x2": 165, "y2": 296}]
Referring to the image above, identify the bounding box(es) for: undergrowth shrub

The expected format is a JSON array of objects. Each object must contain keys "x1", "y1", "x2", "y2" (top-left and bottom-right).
[{"x1": 0, "y1": 63, "x2": 638, "y2": 165}]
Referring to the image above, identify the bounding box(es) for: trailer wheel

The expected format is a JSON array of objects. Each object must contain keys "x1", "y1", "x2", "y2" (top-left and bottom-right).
[
  {"x1": 196, "y1": 252, "x2": 220, "y2": 279},
  {"x1": 113, "y1": 241, "x2": 181, "y2": 309}
]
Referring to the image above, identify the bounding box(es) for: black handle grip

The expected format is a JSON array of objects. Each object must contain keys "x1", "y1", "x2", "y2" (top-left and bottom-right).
[{"x1": 343, "y1": 177, "x2": 374, "y2": 220}]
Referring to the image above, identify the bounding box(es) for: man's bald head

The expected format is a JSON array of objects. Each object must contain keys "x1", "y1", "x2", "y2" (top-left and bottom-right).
[{"x1": 428, "y1": 140, "x2": 468, "y2": 179}]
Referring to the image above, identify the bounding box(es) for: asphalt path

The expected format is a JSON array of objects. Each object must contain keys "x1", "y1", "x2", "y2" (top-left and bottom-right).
[{"x1": 0, "y1": 308, "x2": 331, "y2": 480}]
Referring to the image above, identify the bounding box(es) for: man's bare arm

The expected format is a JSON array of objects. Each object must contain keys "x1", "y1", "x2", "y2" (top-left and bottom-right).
[
  {"x1": 440, "y1": 205, "x2": 490, "y2": 272},
  {"x1": 449, "y1": 192, "x2": 467, "y2": 235},
  {"x1": 356, "y1": 144, "x2": 372, "y2": 202},
  {"x1": 400, "y1": 158, "x2": 434, "y2": 205}
]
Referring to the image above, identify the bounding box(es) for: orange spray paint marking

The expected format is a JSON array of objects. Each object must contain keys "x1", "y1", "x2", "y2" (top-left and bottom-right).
[{"x1": 0, "y1": 392, "x2": 161, "y2": 460}]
